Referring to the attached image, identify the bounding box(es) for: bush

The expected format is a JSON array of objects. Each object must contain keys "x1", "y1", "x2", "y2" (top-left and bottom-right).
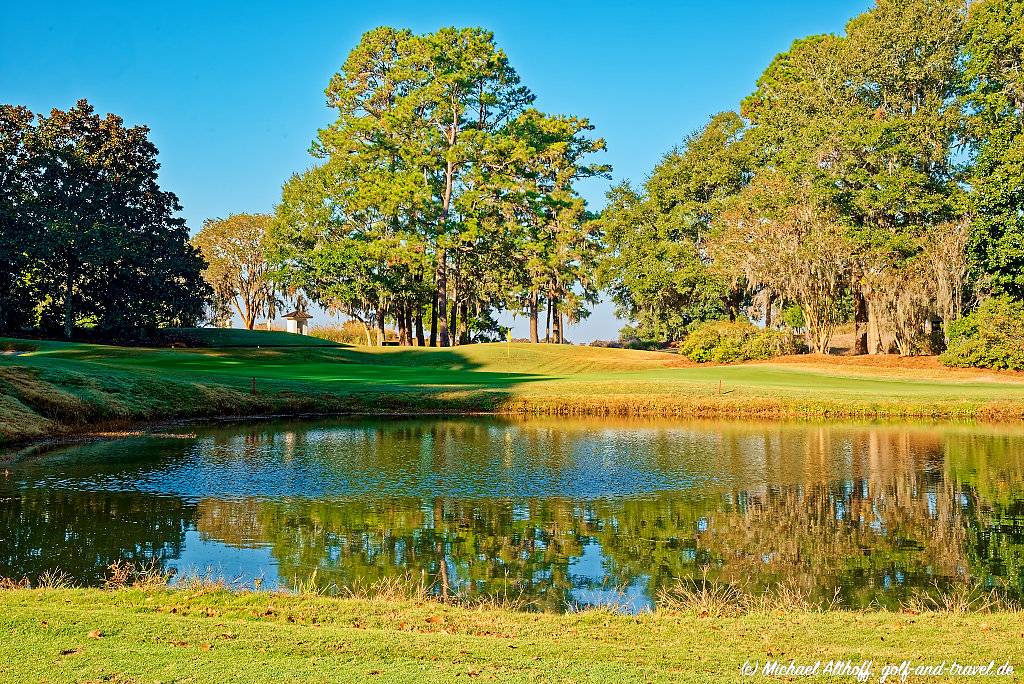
[
  {"x1": 589, "y1": 339, "x2": 624, "y2": 348},
  {"x1": 940, "y1": 297, "x2": 1024, "y2": 371},
  {"x1": 780, "y1": 304, "x2": 806, "y2": 330},
  {"x1": 678, "y1": 321, "x2": 802, "y2": 363}
]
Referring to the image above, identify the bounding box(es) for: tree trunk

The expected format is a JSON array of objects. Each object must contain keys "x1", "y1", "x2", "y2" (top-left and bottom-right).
[
  {"x1": 853, "y1": 290, "x2": 868, "y2": 356},
  {"x1": 435, "y1": 150, "x2": 456, "y2": 348},
  {"x1": 551, "y1": 299, "x2": 561, "y2": 344},
  {"x1": 234, "y1": 296, "x2": 255, "y2": 331},
  {"x1": 435, "y1": 250, "x2": 449, "y2": 347},
  {"x1": 405, "y1": 308, "x2": 414, "y2": 347},
  {"x1": 458, "y1": 300, "x2": 469, "y2": 345},
  {"x1": 448, "y1": 290, "x2": 458, "y2": 347},
  {"x1": 866, "y1": 300, "x2": 894, "y2": 355},
  {"x1": 361, "y1": 320, "x2": 372, "y2": 346},
  {"x1": 764, "y1": 292, "x2": 774, "y2": 329},
  {"x1": 545, "y1": 298, "x2": 552, "y2": 343},
  {"x1": 529, "y1": 291, "x2": 539, "y2": 343},
  {"x1": 397, "y1": 307, "x2": 408, "y2": 346},
  {"x1": 415, "y1": 310, "x2": 425, "y2": 347},
  {"x1": 429, "y1": 289, "x2": 438, "y2": 347},
  {"x1": 63, "y1": 272, "x2": 74, "y2": 340},
  {"x1": 376, "y1": 314, "x2": 385, "y2": 346},
  {"x1": 868, "y1": 309, "x2": 882, "y2": 355}
]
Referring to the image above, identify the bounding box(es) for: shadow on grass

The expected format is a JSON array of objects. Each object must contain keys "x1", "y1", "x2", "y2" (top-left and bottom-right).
[
  {"x1": 15, "y1": 341, "x2": 543, "y2": 390},
  {"x1": 0, "y1": 339, "x2": 551, "y2": 448}
]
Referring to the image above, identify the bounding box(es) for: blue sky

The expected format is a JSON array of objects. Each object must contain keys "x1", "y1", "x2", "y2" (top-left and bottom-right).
[{"x1": 1, "y1": 0, "x2": 870, "y2": 340}]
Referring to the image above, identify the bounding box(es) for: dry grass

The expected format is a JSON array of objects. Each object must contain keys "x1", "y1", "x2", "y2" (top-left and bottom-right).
[
  {"x1": 901, "y1": 581, "x2": 1020, "y2": 614},
  {"x1": 2, "y1": 561, "x2": 529, "y2": 611},
  {"x1": 657, "y1": 572, "x2": 1018, "y2": 617},
  {"x1": 655, "y1": 571, "x2": 842, "y2": 617}
]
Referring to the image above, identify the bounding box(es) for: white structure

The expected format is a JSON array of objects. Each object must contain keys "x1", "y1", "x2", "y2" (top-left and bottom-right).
[{"x1": 282, "y1": 310, "x2": 313, "y2": 335}]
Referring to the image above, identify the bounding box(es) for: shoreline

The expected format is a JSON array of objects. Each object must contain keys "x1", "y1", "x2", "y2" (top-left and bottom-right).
[
  {"x1": 4, "y1": 403, "x2": 1024, "y2": 464},
  {"x1": 8, "y1": 389, "x2": 1024, "y2": 458},
  {"x1": 0, "y1": 410, "x2": 503, "y2": 463}
]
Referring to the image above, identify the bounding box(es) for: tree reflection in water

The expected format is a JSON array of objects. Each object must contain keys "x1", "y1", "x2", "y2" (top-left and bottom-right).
[{"x1": 3, "y1": 418, "x2": 1024, "y2": 610}]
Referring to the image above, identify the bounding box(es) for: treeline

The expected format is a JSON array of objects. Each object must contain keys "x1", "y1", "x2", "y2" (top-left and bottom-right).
[
  {"x1": 4, "y1": 1, "x2": 1022, "y2": 359},
  {"x1": 0, "y1": 101, "x2": 207, "y2": 339},
  {"x1": 600, "y1": 0, "x2": 1024, "y2": 357}
]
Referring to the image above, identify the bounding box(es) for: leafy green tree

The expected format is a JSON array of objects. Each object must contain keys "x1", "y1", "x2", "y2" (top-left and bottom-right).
[
  {"x1": 712, "y1": 173, "x2": 852, "y2": 353},
  {"x1": 725, "y1": 0, "x2": 965, "y2": 355},
  {"x1": 504, "y1": 110, "x2": 609, "y2": 342},
  {"x1": 273, "y1": 27, "x2": 603, "y2": 347},
  {"x1": 737, "y1": 33, "x2": 861, "y2": 351},
  {"x1": 837, "y1": 0, "x2": 965, "y2": 354},
  {"x1": 271, "y1": 28, "x2": 433, "y2": 345},
  {"x1": 0, "y1": 105, "x2": 39, "y2": 332},
  {"x1": 597, "y1": 112, "x2": 745, "y2": 343},
  {"x1": 963, "y1": 0, "x2": 1024, "y2": 298},
  {"x1": 3, "y1": 100, "x2": 206, "y2": 339},
  {"x1": 193, "y1": 214, "x2": 278, "y2": 330},
  {"x1": 414, "y1": 27, "x2": 534, "y2": 346}
]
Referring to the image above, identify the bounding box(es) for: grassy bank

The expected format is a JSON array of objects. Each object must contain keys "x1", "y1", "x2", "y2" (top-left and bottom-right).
[
  {"x1": 4, "y1": 332, "x2": 1024, "y2": 446},
  {"x1": 0, "y1": 587, "x2": 1019, "y2": 683}
]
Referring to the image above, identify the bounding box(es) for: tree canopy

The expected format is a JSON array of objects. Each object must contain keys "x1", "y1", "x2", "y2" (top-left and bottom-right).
[
  {"x1": 600, "y1": 0, "x2": 1016, "y2": 357},
  {"x1": 4, "y1": 3, "x2": 1024, "y2": 357},
  {"x1": 0, "y1": 100, "x2": 207, "y2": 339},
  {"x1": 193, "y1": 214, "x2": 279, "y2": 330},
  {"x1": 269, "y1": 26, "x2": 608, "y2": 347}
]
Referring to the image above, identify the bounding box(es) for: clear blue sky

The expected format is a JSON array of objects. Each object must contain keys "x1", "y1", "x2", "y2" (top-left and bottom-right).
[{"x1": 1, "y1": 0, "x2": 870, "y2": 341}]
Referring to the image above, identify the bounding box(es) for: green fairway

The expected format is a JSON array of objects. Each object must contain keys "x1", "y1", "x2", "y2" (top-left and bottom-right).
[
  {"x1": 0, "y1": 588, "x2": 1019, "y2": 683},
  {"x1": 3, "y1": 332, "x2": 1024, "y2": 446},
  {"x1": 160, "y1": 327, "x2": 344, "y2": 348}
]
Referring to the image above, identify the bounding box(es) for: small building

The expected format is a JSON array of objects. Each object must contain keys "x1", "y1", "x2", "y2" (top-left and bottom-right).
[{"x1": 282, "y1": 309, "x2": 313, "y2": 336}]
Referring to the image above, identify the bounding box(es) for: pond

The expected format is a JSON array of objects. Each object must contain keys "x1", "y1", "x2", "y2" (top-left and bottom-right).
[{"x1": 2, "y1": 416, "x2": 1024, "y2": 612}]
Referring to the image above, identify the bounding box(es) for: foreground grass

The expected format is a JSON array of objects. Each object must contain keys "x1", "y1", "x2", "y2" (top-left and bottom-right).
[
  {"x1": 0, "y1": 588, "x2": 1020, "y2": 683},
  {"x1": 4, "y1": 333, "x2": 1024, "y2": 446}
]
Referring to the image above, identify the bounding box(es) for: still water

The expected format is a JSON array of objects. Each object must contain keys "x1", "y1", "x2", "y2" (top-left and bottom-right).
[{"x1": 2, "y1": 417, "x2": 1024, "y2": 611}]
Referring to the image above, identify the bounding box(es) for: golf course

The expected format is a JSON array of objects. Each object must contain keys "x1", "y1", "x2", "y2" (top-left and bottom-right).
[{"x1": 3, "y1": 329, "x2": 1024, "y2": 448}]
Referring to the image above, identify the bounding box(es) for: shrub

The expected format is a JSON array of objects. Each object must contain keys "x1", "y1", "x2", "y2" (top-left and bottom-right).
[
  {"x1": 678, "y1": 321, "x2": 802, "y2": 363},
  {"x1": 780, "y1": 304, "x2": 806, "y2": 330},
  {"x1": 589, "y1": 339, "x2": 623, "y2": 348},
  {"x1": 940, "y1": 297, "x2": 1024, "y2": 371}
]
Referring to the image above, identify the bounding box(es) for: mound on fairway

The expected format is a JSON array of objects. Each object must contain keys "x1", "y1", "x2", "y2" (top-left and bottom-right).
[
  {"x1": 161, "y1": 327, "x2": 343, "y2": 348},
  {"x1": 360, "y1": 341, "x2": 691, "y2": 373}
]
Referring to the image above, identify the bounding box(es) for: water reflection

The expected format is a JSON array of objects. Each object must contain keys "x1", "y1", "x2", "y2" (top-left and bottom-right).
[{"x1": 2, "y1": 418, "x2": 1024, "y2": 610}]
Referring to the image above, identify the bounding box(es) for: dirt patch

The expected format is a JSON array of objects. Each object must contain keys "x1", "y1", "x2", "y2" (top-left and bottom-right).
[{"x1": 828, "y1": 332, "x2": 855, "y2": 355}]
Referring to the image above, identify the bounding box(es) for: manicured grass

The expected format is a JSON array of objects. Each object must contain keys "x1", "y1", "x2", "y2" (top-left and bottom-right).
[
  {"x1": 3, "y1": 333, "x2": 1024, "y2": 446},
  {"x1": 0, "y1": 588, "x2": 1019, "y2": 683},
  {"x1": 161, "y1": 326, "x2": 343, "y2": 347}
]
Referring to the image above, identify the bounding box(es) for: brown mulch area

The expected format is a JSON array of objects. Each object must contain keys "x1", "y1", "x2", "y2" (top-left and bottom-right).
[{"x1": 761, "y1": 352, "x2": 1024, "y2": 382}]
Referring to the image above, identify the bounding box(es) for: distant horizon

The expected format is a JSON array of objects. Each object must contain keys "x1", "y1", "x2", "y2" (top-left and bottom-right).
[{"x1": 1, "y1": 0, "x2": 871, "y2": 341}]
